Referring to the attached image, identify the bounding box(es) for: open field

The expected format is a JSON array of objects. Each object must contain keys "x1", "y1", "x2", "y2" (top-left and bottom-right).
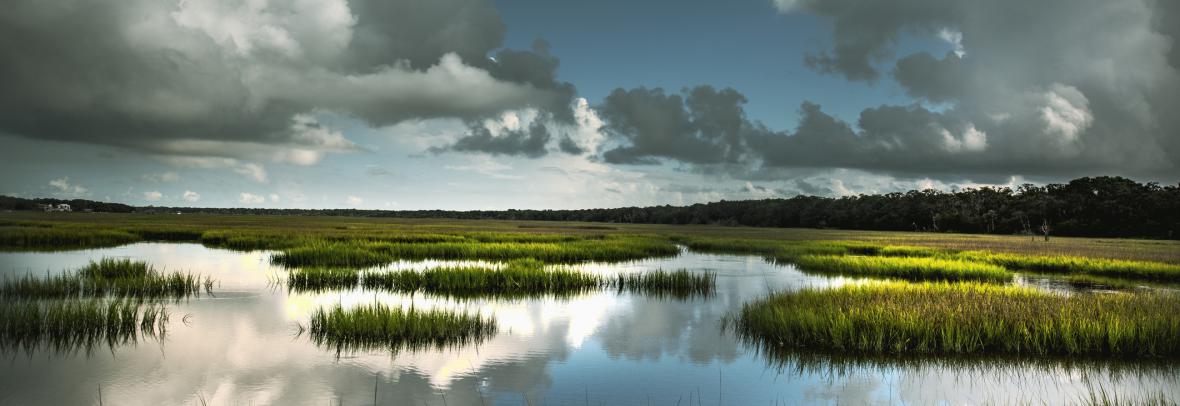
[{"x1": 3, "y1": 212, "x2": 1179, "y2": 263}]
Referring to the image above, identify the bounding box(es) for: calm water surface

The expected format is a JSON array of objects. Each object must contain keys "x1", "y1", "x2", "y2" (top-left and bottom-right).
[{"x1": 0, "y1": 243, "x2": 1176, "y2": 405}]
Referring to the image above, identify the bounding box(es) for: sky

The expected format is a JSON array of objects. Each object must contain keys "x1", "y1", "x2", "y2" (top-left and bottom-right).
[{"x1": 1, "y1": 0, "x2": 1178, "y2": 210}]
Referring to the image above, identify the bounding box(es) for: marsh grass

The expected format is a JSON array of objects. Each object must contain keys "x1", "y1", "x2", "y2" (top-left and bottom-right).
[
  {"x1": 0, "y1": 258, "x2": 212, "y2": 299},
  {"x1": 793, "y1": 255, "x2": 1012, "y2": 282},
  {"x1": 0, "y1": 227, "x2": 140, "y2": 251},
  {"x1": 307, "y1": 303, "x2": 495, "y2": 355},
  {"x1": 272, "y1": 236, "x2": 678, "y2": 268},
  {"x1": 0, "y1": 299, "x2": 169, "y2": 354},
  {"x1": 734, "y1": 281, "x2": 1180, "y2": 356},
  {"x1": 285, "y1": 259, "x2": 716, "y2": 298},
  {"x1": 955, "y1": 251, "x2": 1180, "y2": 282}
]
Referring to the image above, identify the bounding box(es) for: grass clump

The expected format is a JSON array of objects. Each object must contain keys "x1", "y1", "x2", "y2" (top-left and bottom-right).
[
  {"x1": 0, "y1": 258, "x2": 211, "y2": 299},
  {"x1": 0, "y1": 299, "x2": 169, "y2": 354},
  {"x1": 733, "y1": 281, "x2": 1180, "y2": 356},
  {"x1": 308, "y1": 303, "x2": 496, "y2": 354},
  {"x1": 610, "y1": 269, "x2": 716, "y2": 298},
  {"x1": 272, "y1": 236, "x2": 679, "y2": 268},
  {"x1": 285, "y1": 259, "x2": 717, "y2": 298},
  {"x1": 362, "y1": 259, "x2": 600, "y2": 297},
  {"x1": 955, "y1": 251, "x2": 1180, "y2": 282},
  {"x1": 287, "y1": 267, "x2": 359, "y2": 292},
  {"x1": 793, "y1": 255, "x2": 1012, "y2": 283}
]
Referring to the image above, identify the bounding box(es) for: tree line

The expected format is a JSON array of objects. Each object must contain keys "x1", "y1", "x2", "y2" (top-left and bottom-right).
[{"x1": 3, "y1": 176, "x2": 1177, "y2": 239}]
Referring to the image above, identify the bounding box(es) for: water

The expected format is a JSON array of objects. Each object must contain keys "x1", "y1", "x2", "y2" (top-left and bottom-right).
[{"x1": 0, "y1": 243, "x2": 1176, "y2": 405}]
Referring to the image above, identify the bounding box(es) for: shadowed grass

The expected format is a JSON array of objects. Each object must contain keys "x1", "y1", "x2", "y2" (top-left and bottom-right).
[
  {"x1": 793, "y1": 255, "x2": 1012, "y2": 283},
  {"x1": 287, "y1": 267, "x2": 359, "y2": 292},
  {"x1": 734, "y1": 281, "x2": 1180, "y2": 356},
  {"x1": 0, "y1": 227, "x2": 140, "y2": 251},
  {"x1": 0, "y1": 299, "x2": 169, "y2": 354},
  {"x1": 285, "y1": 259, "x2": 717, "y2": 298},
  {"x1": 0, "y1": 258, "x2": 212, "y2": 299},
  {"x1": 307, "y1": 303, "x2": 495, "y2": 355}
]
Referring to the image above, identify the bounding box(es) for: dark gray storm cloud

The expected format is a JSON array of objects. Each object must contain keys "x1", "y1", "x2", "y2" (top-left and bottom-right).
[
  {"x1": 0, "y1": 0, "x2": 575, "y2": 163},
  {"x1": 445, "y1": 121, "x2": 551, "y2": 158},
  {"x1": 593, "y1": 0, "x2": 1180, "y2": 181},
  {"x1": 778, "y1": 0, "x2": 1180, "y2": 179},
  {"x1": 597, "y1": 86, "x2": 752, "y2": 165}
]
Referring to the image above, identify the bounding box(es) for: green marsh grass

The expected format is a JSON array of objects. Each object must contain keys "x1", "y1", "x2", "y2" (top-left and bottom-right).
[
  {"x1": 733, "y1": 281, "x2": 1180, "y2": 356},
  {"x1": 0, "y1": 258, "x2": 211, "y2": 299},
  {"x1": 0, "y1": 226, "x2": 140, "y2": 251},
  {"x1": 0, "y1": 299, "x2": 169, "y2": 354},
  {"x1": 272, "y1": 236, "x2": 678, "y2": 268},
  {"x1": 285, "y1": 259, "x2": 717, "y2": 298},
  {"x1": 793, "y1": 255, "x2": 1012, "y2": 282},
  {"x1": 955, "y1": 251, "x2": 1180, "y2": 282},
  {"x1": 307, "y1": 303, "x2": 496, "y2": 355}
]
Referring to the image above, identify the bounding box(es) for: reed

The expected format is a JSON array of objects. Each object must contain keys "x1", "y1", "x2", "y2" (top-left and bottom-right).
[
  {"x1": 0, "y1": 258, "x2": 211, "y2": 299},
  {"x1": 0, "y1": 299, "x2": 169, "y2": 354},
  {"x1": 307, "y1": 303, "x2": 496, "y2": 354},
  {"x1": 733, "y1": 281, "x2": 1180, "y2": 356},
  {"x1": 793, "y1": 255, "x2": 1012, "y2": 282}
]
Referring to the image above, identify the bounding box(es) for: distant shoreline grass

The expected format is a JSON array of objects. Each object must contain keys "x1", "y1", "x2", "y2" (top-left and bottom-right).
[
  {"x1": 272, "y1": 236, "x2": 679, "y2": 267},
  {"x1": 0, "y1": 258, "x2": 212, "y2": 299},
  {"x1": 793, "y1": 255, "x2": 1012, "y2": 283},
  {"x1": 733, "y1": 282, "x2": 1180, "y2": 357},
  {"x1": 307, "y1": 303, "x2": 496, "y2": 355}
]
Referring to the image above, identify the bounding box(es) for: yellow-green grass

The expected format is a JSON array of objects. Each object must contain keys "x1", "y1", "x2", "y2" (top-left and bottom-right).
[
  {"x1": 0, "y1": 299, "x2": 169, "y2": 354},
  {"x1": 308, "y1": 303, "x2": 495, "y2": 354},
  {"x1": 955, "y1": 251, "x2": 1180, "y2": 282},
  {"x1": 0, "y1": 258, "x2": 212, "y2": 299},
  {"x1": 793, "y1": 255, "x2": 1012, "y2": 283},
  {"x1": 272, "y1": 236, "x2": 678, "y2": 267},
  {"x1": 5, "y1": 212, "x2": 1177, "y2": 264},
  {"x1": 733, "y1": 281, "x2": 1180, "y2": 357}
]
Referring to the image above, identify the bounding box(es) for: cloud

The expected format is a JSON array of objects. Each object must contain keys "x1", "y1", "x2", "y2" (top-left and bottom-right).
[
  {"x1": 141, "y1": 172, "x2": 180, "y2": 183},
  {"x1": 182, "y1": 190, "x2": 201, "y2": 202},
  {"x1": 239, "y1": 192, "x2": 266, "y2": 204},
  {"x1": 597, "y1": 86, "x2": 752, "y2": 165},
  {"x1": 778, "y1": 0, "x2": 1180, "y2": 177},
  {"x1": 589, "y1": 0, "x2": 1179, "y2": 182},
  {"x1": 345, "y1": 195, "x2": 363, "y2": 206},
  {"x1": 0, "y1": 0, "x2": 574, "y2": 165},
  {"x1": 364, "y1": 166, "x2": 393, "y2": 177},
  {"x1": 143, "y1": 191, "x2": 163, "y2": 201},
  {"x1": 444, "y1": 112, "x2": 552, "y2": 158},
  {"x1": 48, "y1": 177, "x2": 89, "y2": 198}
]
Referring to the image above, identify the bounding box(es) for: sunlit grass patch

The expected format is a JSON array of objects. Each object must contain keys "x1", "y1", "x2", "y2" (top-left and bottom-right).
[
  {"x1": 956, "y1": 251, "x2": 1180, "y2": 282},
  {"x1": 272, "y1": 236, "x2": 678, "y2": 268},
  {"x1": 794, "y1": 255, "x2": 1011, "y2": 283},
  {"x1": 0, "y1": 258, "x2": 211, "y2": 299},
  {"x1": 307, "y1": 303, "x2": 496, "y2": 355},
  {"x1": 733, "y1": 281, "x2": 1180, "y2": 356},
  {"x1": 0, "y1": 299, "x2": 169, "y2": 354}
]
